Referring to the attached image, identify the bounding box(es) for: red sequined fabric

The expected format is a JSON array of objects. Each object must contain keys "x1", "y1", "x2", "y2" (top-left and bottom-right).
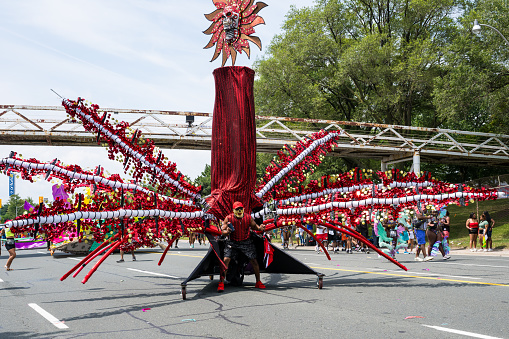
[{"x1": 206, "y1": 66, "x2": 262, "y2": 219}]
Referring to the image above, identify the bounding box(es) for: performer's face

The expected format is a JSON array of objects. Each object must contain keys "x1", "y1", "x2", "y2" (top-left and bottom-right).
[{"x1": 234, "y1": 207, "x2": 244, "y2": 218}]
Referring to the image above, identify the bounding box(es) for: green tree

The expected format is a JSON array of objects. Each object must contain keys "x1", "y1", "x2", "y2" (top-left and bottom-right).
[
  {"x1": 0, "y1": 202, "x2": 9, "y2": 223},
  {"x1": 254, "y1": 0, "x2": 459, "y2": 127},
  {"x1": 256, "y1": 153, "x2": 275, "y2": 181},
  {"x1": 2, "y1": 194, "x2": 34, "y2": 222},
  {"x1": 254, "y1": 0, "x2": 509, "y2": 180},
  {"x1": 433, "y1": 0, "x2": 509, "y2": 134},
  {"x1": 195, "y1": 164, "x2": 212, "y2": 196}
]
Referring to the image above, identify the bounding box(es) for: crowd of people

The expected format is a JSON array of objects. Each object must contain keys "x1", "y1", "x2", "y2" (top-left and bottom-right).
[
  {"x1": 268, "y1": 208, "x2": 497, "y2": 260},
  {"x1": 0, "y1": 207, "x2": 498, "y2": 271},
  {"x1": 466, "y1": 211, "x2": 496, "y2": 252}
]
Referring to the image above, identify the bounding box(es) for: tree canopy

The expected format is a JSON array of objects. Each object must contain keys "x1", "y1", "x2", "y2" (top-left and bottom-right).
[
  {"x1": 255, "y1": 0, "x2": 509, "y2": 132},
  {"x1": 194, "y1": 164, "x2": 212, "y2": 197},
  {"x1": 253, "y1": 0, "x2": 509, "y2": 180},
  {"x1": 0, "y1": 194, "x2": 34, "y2": 223}
]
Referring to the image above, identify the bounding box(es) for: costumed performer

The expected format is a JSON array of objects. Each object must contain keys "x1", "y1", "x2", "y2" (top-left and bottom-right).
[
  {"x1": 2, "y1": 226, "x2": 16, "y2": 271},
  {"x1": 412, "y1": 208, "x2": 430, "y2": 261},
  {"x1": 425, "y1": 211, "x2": 450, "y2": 261},
  {"x1": 218, "y1": 201, "x2": 266, "y2": 292}
]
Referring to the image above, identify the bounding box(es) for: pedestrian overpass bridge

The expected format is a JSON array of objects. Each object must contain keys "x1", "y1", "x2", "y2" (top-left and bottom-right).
[{"x1": 1, "y1": 104, "x2": 508, "y2": 173}]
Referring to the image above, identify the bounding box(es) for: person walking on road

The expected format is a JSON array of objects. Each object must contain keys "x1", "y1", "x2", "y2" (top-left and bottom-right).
[
  {"x1": 466, "y1": 213, "x2": 479, "y2": 252},
  {"x1": 406, "y1": 217, "x2": 415, "y2": 254},
  {"x1": 2, "y1": 226, "x2": 17, "y2": 271},
  {"x1": 356, "y1": 220, "x2": 370, "y2": 254},
  {"x1": 297, "y1": 226, "x2": 305, "y2": 247},
  {"x1": 441, "y1": 210, "x2": 451, "y2": 247},
  {"x1": 188, "y1": 232, "x2": 196, "y2": 249},
  {"x1": 0, "y1": 225, "x2": 5, "y2": 257},
  {"x1": 117, "y1": 249, "x2": 136, "y2": 262},
  {"x1": 281, "y1": 225, "x2": 291, "y2": 249},
  {"x1": 413, "y1": 209, "x2": 429, "y2": 261},
  {"x1": 425, "y1": 212, "x2": 450, "y2": 261}
]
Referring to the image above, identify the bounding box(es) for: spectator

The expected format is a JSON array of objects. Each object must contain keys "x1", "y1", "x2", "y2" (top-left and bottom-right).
[
  {"x1": 306, "y1": 223, "x2": 314, "y2": 246},
  {"x1": 340, "y1": 226, "x2": 348, "y2": 251},
  {"x1": 371, "y1": 221, "x2": 379, "y2": 248},
  {"x1": 297, "y1": 226, "x2": 305, "y2": 246},
  {"x1": 289, "y1": 225, "x2": 295, "y2": 248},
  {"x1": 382, "y1": 219, "x2": 398, "y2": 259},
  {"x1": 172, "y1": 237, "x2": 179, "y2": 249},
  {"x1": 483, "y1": 211, "x2": 495, "y2": 252},
  {"x1": 466, "y1": 212, "x2": 479, "y2": 252},
  {"x1": 117, "y1": 249, "x2": 136, "y2": 262},
  {"x1": 356, "y1": 220, "x2": 370, "y2": 254},
  {"x1": 197, "y1": 233, "x2": 205, "y2": 246},
  {"x1": 328, "y1": 227, "x2": 340, "y2": 253},
  {"x1": 189, "y1": 232, "x2": 196, "y2": 248},
  {"x1": 406, "y1": 217, "x2": 415, "y2": 254},
  {"x1": 281, "y1": 225, "x2": 290, "y2": 249},
  {"x1": 478, "y1": 213, "x2": 488, "y2": 251},
  {"x1": 271, "y1": 228, "x2": 278, "y2": 241},
  {"x1": 343, "y1": 222, "x2": 353, "y2": 254}
]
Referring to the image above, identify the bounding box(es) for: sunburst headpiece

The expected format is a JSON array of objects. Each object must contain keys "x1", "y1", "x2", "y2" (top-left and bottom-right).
[{"x1": 204, "y1": 0, "x2": 267, "y2": 66}]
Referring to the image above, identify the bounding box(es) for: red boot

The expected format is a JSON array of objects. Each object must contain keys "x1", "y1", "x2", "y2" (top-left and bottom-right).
[
  {"x1": 217, "y1": 282, "x2": 224, "y2": 292},
  {"x1": 255, "y1": 281, "x2": 266, "y2": 289}
]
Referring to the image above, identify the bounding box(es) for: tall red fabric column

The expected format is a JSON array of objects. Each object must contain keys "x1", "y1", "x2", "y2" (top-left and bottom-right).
[{"x1": 206, "y1": 66, "x2": 262, "y2": 220}]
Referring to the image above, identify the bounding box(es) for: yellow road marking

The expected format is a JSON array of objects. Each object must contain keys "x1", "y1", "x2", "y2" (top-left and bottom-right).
[
  {"x1": 309, "y1": 266, "x2": 509, "y2": 287},
  {"x1": 140, "y1": 253, "x2": 509, "y2": 286}
]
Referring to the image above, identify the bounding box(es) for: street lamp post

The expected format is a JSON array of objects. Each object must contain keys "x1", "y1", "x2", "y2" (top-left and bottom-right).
[{"x1": 472, "y1": 19, "x2": 509, "y2": 45}]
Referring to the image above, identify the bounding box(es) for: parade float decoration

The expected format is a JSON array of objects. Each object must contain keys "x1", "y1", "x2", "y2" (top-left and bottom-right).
[{"x1": 0, "y1": 0, "x2": 501, "y2": 297}]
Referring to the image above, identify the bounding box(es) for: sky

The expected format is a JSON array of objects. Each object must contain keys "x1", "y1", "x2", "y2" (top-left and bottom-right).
[{"x1": 0, "y1": 0, "x2": 316, "y2": 206}]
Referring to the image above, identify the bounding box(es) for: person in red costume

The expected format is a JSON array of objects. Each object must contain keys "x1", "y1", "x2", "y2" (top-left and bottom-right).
[{"x1": 217, "y1": 201, "x2": 266, "y2": 292}]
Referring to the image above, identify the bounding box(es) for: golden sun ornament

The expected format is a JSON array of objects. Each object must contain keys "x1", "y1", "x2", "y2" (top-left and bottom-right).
[{"x1": 204, "y1": 0, "x2": 267, "y2": 66}]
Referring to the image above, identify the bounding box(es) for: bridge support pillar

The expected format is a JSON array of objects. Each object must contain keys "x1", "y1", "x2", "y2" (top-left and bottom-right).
[
  {"x1": 413, "y1": 151, "x2": 420, "y2": 177},
  {"x1": 381, "y1": 161, "x2": 387, "y2": 172}
]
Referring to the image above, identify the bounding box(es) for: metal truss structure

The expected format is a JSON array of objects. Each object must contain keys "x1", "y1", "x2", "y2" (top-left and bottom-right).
[{"x1": 1, "y1": 105, "x2": 508, "y2": 171}]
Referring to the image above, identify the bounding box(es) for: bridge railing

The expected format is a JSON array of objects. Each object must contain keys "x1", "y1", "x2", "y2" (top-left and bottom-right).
[{"x1": 1, "y1": 105, "x2": 508, "y2": 166}]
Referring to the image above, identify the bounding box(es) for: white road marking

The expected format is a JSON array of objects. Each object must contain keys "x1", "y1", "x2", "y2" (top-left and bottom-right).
[
  {"x1": 28, "y1": 303, "x2": 68, "y2": 329},
  {"x1": 67, "y1": 258, "x2": 82, "y2": 261},
  {"x1": 126, "y1": 268, "x2": 179, "y2": 279},
  {"x1": 423, "y1": 325, "x2": 503, "y2": 339},
  {"x1": 0, "y1": 278, "x2": 4, "y2": 282},
  {"x1": 372, "y1": 268, "x2": 481, "y2": 280},
  {"x1": 37, "y1": 251, "x2": 47, "y2": 254}
]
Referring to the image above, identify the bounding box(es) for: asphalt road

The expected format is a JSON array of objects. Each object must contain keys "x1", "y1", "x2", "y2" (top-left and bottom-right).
[{"x1": 1, "y1": 244, "x2": 508, "y2": 339}]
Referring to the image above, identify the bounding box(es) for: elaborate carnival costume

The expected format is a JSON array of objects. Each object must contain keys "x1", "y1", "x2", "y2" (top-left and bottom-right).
[{"x1": 0, "y1": 1, "x2": 500, "y2": 291}]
